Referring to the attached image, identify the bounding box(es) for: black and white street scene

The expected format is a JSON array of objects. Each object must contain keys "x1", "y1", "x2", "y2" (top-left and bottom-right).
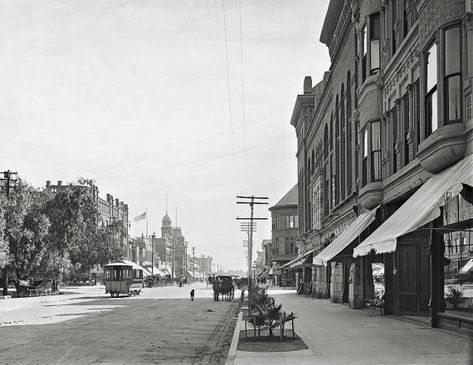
[{"x1": 1, "y1": 0, "x2": 473, "y2": 364}]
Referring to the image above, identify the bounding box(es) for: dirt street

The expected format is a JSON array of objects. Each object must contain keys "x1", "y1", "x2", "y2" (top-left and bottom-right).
[{"x1": 0, "y1": 285, "x2": 240, "y2": 364}]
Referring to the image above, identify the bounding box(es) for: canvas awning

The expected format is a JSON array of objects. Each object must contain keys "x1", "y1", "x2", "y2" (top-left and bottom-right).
[
  {"x1": 314, "y1": 207, "x2": 378, "y2": 265},
  {"x1": 353, "y1": 155, "x2": 473, "y2": 257},
  {"x1": 281, "y1": 248, "x2": 316, "y2": 270},
  {"x1": 460, "y1": 259, "x2": 473, "y2": 274}
]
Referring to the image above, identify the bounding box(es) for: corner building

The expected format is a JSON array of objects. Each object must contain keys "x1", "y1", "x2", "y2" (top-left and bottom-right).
[{"x1": 291, "y1": 0, "x2": 473, "y2": 334}]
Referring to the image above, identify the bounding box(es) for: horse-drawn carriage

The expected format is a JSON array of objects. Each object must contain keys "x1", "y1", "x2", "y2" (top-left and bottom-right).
[
  {"x1": 103, "y1": 260, "x2": 144, "y2": 297},
  {"x1": 210, "y1": 275, "x2": 235, "y2": 301}
]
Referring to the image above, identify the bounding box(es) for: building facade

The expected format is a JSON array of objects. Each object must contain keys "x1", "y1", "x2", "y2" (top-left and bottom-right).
[
  {"x1": 291, "y1": 0, "x2": 473, "y2": 333},
  {"x1": 155, "y1": 212, "x2": 188, "y2": 279},
  {"x1": 269, "y1": 185, "x2": 299, "y2": 287}
]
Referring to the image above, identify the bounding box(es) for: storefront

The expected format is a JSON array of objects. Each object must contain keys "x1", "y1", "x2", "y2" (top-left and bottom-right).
[{"x1": 353, "y1": 156, "x2": 473, "y2": 334}]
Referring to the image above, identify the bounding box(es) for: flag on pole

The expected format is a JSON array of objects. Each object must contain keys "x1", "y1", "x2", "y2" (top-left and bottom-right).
[{"x1": 134, "y1": 211, "x2": 147, "y2": 222}]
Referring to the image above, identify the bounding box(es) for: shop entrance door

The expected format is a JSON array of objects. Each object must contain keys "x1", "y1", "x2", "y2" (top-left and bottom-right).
[{"x1": 397, "y1": 237, "x2": 430, "y2": 315}]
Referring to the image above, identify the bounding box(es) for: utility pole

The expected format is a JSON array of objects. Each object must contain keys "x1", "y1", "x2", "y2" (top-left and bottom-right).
[
  {"x1": 192, "y1": 246, "x2": 196, "y2": 279},
  {"x1": 1, "y1": 170, "x2": 18, "y2": 296},
  {"x1": 151, "y1": 232, "x2": 156, "y2": 276},
  {"x1": 236, "y1": 195, "x2": 268, "y2": 290}
]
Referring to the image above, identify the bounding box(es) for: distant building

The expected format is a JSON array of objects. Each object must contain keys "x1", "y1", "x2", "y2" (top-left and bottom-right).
[
  {"x1": 155, "y1": 212, "x2": 188, "y2": 279},
  {"x1": 268, "y1": 184, "x2": 299, "y2": 286}
]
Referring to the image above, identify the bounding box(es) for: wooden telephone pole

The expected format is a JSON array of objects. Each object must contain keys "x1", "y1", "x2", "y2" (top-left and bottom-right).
[{"x1": 236, "y1": 195, "x2": 268, "y2": 290}]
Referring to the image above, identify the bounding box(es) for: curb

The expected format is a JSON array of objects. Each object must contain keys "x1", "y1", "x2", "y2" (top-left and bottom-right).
[{"x1": 225, "y1": 311, "x2": 243, "y2": 365}]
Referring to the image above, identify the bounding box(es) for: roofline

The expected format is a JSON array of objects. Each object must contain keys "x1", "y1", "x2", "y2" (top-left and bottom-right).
[
  {"x1": 319, "y1": 0, "x2": 343, "y2": 45},
  {"x1": 290, "y1": 94, "x2": 316, "y2": 128}
]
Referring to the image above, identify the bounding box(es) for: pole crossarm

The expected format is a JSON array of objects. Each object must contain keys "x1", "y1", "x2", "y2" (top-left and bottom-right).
[
  {"x1": 236, "y1": 196, "x2": 269, "y2": 199},
  {"x1": 236, "y1": 217, "x2": 267, "y2": 220}
]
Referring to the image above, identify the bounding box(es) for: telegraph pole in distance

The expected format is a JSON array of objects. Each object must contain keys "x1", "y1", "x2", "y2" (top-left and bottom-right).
[
  {"x1": 192, "y1": 246, "x2": 195, "y2": 279},
  {"x1": 236, "y1": 195, "x2": 268, "y2": 291}
]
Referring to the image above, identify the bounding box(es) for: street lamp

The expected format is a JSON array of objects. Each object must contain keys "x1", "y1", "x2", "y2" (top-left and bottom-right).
[
  {"x1": 1, "y1": 170, "x2": 19, "y2": 296},
  {"x1": 151, "y1": 232, "x2": 156, "y2": 276}
]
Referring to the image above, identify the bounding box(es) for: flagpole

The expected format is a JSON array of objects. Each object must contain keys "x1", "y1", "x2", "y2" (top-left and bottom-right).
[{"x1": 146, "y1": 209, "x2": 149, "y2": 237}]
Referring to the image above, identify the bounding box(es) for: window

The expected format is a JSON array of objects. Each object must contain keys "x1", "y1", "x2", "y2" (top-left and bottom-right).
[
  {"x1": 370, "y1": 13, "x2": 380, "y2": 74},
  {"x1": 362, "y1": 127, "x2": 368, "y2": 186},
  {"x1": 346, "y1": 73, "x2": 352, "y2": 195},
  {"x1": 425, "y1": 42, "x2": 438, "y2": 136},
  {"x1": 468, "y1": 29, "x2": 473, "y2": 77},
  {"x1": 362, "y1": 25, "x2": 367, "y2": 82},
  {"x1": 391, "y1": 106, "x2": 399, "y2": 173},
  {"x1": 335, "y1": 96, "x2": 340, "y2": 205},
  {"x1": 392, "y1": 0, "x2": 398, "y2": 54},
  {"x1": 371, "y1": 121, "x2": 381, "y2": 180},
  {"x1": 340, "y1": 85, "x2": 346, "y2": 200},
  {"x1": 295, "y1": 215, "x2": 299, "y2": 228},
  {"x1": 414, "y1": 81, "x2": 421, "y2": 149},
  {"x1": 444, "y1": 26, "x2": 461, "y2": 124},
  {"x1": 402, "y1": 93, "x2": 410, "y2": 166},
  {"x1": 355, "y1": 121, "x2": 360, "y2": 190}
]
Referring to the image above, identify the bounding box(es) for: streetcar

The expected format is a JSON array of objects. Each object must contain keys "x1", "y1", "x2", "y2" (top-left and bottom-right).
[{"x1": 103, "y1": 260, "x2": 144, "y2": 297}]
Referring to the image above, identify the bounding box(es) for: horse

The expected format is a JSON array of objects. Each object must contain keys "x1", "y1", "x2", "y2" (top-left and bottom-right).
[{"x1": 218, "y1": 278, "x2": 235, "y2": 301}]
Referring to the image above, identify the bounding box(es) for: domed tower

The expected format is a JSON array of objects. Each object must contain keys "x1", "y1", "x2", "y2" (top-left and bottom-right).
[{"x1": 161, "y1": 212, "x2": 172, "y2": 238}]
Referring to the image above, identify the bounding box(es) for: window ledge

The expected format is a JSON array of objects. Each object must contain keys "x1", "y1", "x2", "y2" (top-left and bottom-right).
[{"x1": 417, "y1": 123, "x2": 466, "y2": 173}]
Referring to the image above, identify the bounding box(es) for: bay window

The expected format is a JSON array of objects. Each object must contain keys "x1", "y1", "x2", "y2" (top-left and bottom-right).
[
  {"x1": 362, "y1": 127, "x2": 368, "y2": 186},
  {"x1": 370, "y1": 13, "x2": 380, "y2": 74},
  {"x1": 371, "y1": 121, "x2": 381, "y2": 180},
  {"x1": 444, "y1": 26, "x2": 461, "y2": 124},
  {"x1": 425, "y1": 42, "x2": 438, "y2": 136}
]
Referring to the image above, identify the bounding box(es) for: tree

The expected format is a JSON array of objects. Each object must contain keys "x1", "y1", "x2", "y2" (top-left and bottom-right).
[
  {"x1": 3, "y1": 181, "x2": 50, "y2": 281},
  {"x1": 43, "y1": 180, "x2": 101, "y2": 278},
  {"x1": 0, "y1": 198, "x2": 8, "y2": 269},
  {"x1": 96, "y1": 219, "x2": 126, "y2": 266}
]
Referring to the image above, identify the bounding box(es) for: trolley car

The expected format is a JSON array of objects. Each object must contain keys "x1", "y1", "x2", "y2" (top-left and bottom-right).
[{"x1": 103, "y1": 260, "x2": 144, "y2": 297}]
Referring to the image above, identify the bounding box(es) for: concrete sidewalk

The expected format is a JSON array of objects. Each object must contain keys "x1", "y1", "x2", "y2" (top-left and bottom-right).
[{"x1": 226, "y1": 290, "x2": 473, "y2": 365}]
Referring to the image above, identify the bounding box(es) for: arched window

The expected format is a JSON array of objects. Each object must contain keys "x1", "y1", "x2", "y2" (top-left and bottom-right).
[
  {"x1": 335, "y1": 96, "x2": 340, "y2": 205},
  {"x1": 346, "y1": 73, "x2": 352, "y2": 195},
  {"x1": 346, "y1": 71, "x2": 352, "y2": 121},
  {"x1": 340, "y1": 84, "x2": 346, "y2": 200},
  {"x1": 330, "y1": 114, "x2": 333, "y2": 151}
]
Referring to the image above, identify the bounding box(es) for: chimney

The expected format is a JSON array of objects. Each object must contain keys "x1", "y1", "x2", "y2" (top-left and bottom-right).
[
  {"x1": 106, "y1": 194, "x2": 111, "y2": 202},
  {"x1": 46, "y1": 181, "x2": 50, "y2": 187},
  {"x1": 303, "y1": 76, "x2": 312, "y2": 94},
  {"x1": 115, "y1": 198, "x2": 120, "y2": 207},
  {"x1": 57, "y1": 180, "x2": 62, "y2": 186}
]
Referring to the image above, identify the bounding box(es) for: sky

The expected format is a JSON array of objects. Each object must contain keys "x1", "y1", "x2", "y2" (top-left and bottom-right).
[{"x1": 0, "y1": 0, "x2": 330, "y2": 271}]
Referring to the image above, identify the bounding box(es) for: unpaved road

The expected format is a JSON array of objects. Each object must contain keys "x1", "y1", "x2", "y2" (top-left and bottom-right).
[{"x1": 0, "y1": 285, "x2": 240, "y2": 364}]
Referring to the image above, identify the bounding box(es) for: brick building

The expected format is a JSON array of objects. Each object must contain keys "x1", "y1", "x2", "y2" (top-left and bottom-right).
[
  {"x1": 268, "y1": 185, "x2": 299, "y2": 287},
  {"x1": 290, "y1": 0, "x2": 473, "y2": 333}
]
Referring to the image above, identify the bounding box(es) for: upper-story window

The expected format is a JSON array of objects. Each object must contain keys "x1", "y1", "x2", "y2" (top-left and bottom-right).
[
  {"x1": 369, "y1": 13, "x2": 380, "y2": 74},
  {"x1": 361, "y1": 25, "x2": 367, "y2": 82},
  {"x1": 444, "y1": 26, "x2": 461, "y2": 125},
  {"x1": 360, "y1": 13, "x2": 380, "y2": 83},
  {"x1": 371, "y1": 121, "x2": 381, "y2": 180},
  {"x1": 425, "y1": 42, "x2": 438, "y2": 137},
  {"x1": 362, "y1": 127, "x2": 368, "y2": 186}
]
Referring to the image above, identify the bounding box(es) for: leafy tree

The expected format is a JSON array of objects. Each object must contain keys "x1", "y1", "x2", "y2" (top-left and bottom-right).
[
  {"x1": 96, "y1": 219, "x2": 126, "y2": 266},
  {"x1": 3, "y1": 181, "x2": 50, "y2": 281},
  {"x1": 0, "y1": 198, "x2": 8, "y2": 269},
  {"x1": 43, "y1": 180, "x2": 101, "y2": 278}
]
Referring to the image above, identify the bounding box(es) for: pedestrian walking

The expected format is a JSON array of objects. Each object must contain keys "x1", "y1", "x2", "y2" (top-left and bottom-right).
[{"x1": 190, "y1": 289, "x2": 195, "y2": 301}]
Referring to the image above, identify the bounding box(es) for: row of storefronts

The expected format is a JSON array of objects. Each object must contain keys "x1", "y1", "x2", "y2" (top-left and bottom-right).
[{"x1": 283, "y1": 0, "x2": 473, "y2": 336}]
